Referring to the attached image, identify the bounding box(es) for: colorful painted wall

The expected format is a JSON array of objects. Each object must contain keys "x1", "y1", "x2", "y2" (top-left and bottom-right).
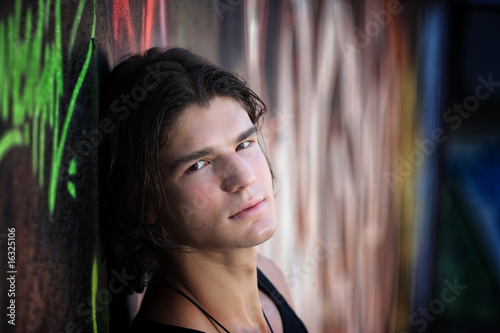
[{"x1": 1, "y1": 0, "x2": 499, "y2": 332}]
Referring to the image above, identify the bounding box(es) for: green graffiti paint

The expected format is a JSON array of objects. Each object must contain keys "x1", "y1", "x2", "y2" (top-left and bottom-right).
[
  {"x1": 69, "y1": 157, "x2": 77, "y2": 175},
  {"x1": 49, "y1": 0, "x2": 98, "y2": 213},
  {"x1": 67, "y1": 181, "x2": 76, "y2": 198},
  {"x1": 39, "y1": 102, "x2": 46, "y2": 185},
  {"x1": 0, "y1": 23, "x2": 5, "y2": 122},
  {"x1": 0, "y1": 0, "x2": 95, "y2": 213},
  {"x1": 67, "y1": 157, "x2": 76, "y2": 198},
  {"x1": 68, "y1": 0, "x2": 87, "y2": 58},
  {"x1": 0, "y1": 129, "x2": 23, "y2": 161},
  {"x1": 49, "y1": 35, "x2": 95, "y2": 212},
  {"x1": 92, "y1": 255, "x2": 98, "y2": 333},
  {"x1": 1, "y1": 0, "x2": 105, "y2": 331},
  {"x1": 48, "y1": 0, "x2": 64, "y2": 213}
]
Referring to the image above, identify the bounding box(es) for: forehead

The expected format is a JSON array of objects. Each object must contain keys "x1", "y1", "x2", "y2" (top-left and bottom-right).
[{"x1": 162, "y1": 97, "x2": 253, "y2": 155}]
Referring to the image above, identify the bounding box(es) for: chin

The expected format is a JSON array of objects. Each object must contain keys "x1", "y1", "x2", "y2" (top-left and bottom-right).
[{"x1": 247, "y1": 216, "x2": 277, "y2": 246}]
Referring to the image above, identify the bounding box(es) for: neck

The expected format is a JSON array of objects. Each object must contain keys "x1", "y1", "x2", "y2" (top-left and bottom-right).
[
  {"x1": 164, "y1": 246, "x2": 258, "y2": 294},
  {"x1": 160, "y1": 247, "x2": 269, "y2": 331}
]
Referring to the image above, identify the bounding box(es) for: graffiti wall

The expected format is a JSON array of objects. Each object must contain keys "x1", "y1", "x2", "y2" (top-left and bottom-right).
[
  {"x1": 1, "y1": 0, "x2": 500, "y2": 332},
  {"x1": 1, "y1": 0, "x2": 101, "y2": 332}
]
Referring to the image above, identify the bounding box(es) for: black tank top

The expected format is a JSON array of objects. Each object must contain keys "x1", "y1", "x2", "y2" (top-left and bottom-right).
[
  {"x1": 256, "y1": 268, "x2": 308, "y2": 332},
  {"x1": 128, "y1": 268, "x2": 308, "y2": 332}
]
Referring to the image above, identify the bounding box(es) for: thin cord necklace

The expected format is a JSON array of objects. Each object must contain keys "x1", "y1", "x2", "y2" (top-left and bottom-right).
[{"x1": 160, "y1": 278, "x2": 274, "y2": 333}]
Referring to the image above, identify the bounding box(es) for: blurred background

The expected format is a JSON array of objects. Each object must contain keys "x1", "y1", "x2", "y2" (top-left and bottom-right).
[{"x1": 1, "y1": 0, "x2": 499, "y2": 332}]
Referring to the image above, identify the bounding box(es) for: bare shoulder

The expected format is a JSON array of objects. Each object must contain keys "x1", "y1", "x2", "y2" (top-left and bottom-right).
[{"x1": 257, "y1": 253, "x2": 295, "y2": 309}]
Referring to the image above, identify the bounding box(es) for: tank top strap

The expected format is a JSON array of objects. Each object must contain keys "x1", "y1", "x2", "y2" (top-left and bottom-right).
[{"x1": 257, "y1": 268, "x2": 309, "y2": 332}]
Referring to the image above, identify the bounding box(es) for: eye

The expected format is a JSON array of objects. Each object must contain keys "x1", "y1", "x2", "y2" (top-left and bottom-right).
[
  {"x1": 236, "y1": 141, "x2": 251, "y2": 151},
  {"x1": 186, "y1": 160, "x2": 207, "y2": 173}
]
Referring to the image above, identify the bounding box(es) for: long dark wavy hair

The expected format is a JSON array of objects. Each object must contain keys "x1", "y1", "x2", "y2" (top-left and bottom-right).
[{"x1": 99, "y1": 47, "x2": 272, "y2": 293}]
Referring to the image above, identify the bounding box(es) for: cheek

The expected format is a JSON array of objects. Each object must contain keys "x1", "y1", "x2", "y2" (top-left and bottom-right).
[
  {"x1": 164, "y1": 181, "x2": 220, "y2": 228},
  {"x1": 254, "y1": 151, "x2": 273, "y2": 184}
]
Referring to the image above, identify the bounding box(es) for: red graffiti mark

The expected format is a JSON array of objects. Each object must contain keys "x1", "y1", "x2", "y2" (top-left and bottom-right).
[
  {"x1": 158, "y1": 0, "x2": 168, "y2": 46},
  {"x1": 141, "y1": 0, "x2": 168, "y2": 51},
  {"x1": 112, "y1": 0, "x2": 168, "y2": 59},
  {"x1": 112, "y1": 0, "x2": 137, "y2": 59}
]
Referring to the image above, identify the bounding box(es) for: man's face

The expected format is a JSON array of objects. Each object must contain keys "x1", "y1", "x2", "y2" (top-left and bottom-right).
[{"x1": 158, "y1": 96, "x2": 276, "y2": 250}]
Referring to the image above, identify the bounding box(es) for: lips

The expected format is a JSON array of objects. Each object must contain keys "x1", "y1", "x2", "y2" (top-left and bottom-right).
[{"x1": 229, "y1": 199, "x2": 265, "y2": 219}]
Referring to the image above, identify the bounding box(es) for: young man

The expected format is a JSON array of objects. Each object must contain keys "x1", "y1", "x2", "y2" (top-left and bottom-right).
[{"x1": 100, "y1": 47, "x2": 308, "y2": 332}]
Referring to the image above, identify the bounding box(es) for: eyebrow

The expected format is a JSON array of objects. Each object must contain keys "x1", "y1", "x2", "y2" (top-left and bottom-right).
[{"x1": 168, "y1": 126, "x2": 259, "y2": 171}]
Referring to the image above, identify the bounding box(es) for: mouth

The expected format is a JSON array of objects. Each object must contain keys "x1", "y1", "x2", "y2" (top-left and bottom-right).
[{"x1": 229, "y1": 199, "x2": 265, "y2": 220}]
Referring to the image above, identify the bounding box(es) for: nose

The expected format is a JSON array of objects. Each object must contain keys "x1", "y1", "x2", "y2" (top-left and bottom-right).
[{"x1": 220, "y1": 154, "x2": 256, "y2": 192}]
